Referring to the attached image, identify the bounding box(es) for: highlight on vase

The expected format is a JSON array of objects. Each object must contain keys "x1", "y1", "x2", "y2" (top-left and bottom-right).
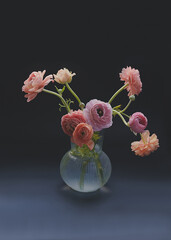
[{"x1": 22, "y1": 66, "x2": 159, "y2": 192}]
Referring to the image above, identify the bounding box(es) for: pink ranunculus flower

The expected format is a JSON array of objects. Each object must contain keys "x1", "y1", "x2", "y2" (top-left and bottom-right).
[
  {"x1": 54, "y1": 68, "x2": 76, "y2": 84},
  {"x1": 131, "y1": 130, "x2": 159, "y2": 157},
  {"x1": 22, "y1": 70, "x2": 53, "y2": 102},
  {"x1": 119, "y1": 66, "x2": 142, "y2": 96},
  {"x1": 61, "y1": 110, "x2": 86, "y2": 136},
  {"x1": 72, "y1": 123, "x2": 94, "y2": 150},
  {"x1": 129, "y1": 112, "x2": 148, "y2": 133},
  {"x1": 83, "y1": 99, "x2": 113, "y2": 132}
]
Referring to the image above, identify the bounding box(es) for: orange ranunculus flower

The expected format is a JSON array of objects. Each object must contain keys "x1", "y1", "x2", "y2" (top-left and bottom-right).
[
  {"x1": 131, "y1": 130, "x2": 159, "y2": 157},
  {"x1": 61, "y1": 110, "x2": 86, "y2": 136},
  {"x1": 72, "y1": 123, "x2": 94, "y2": 150}
]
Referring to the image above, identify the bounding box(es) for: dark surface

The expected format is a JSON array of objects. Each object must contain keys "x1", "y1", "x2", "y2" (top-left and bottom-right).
[
  {"x1": 1, "y1": 2, "x2": 171, "y2": 240},
  {"x1": 0, "y1": 143, "x2": 171, "y2": 240}
]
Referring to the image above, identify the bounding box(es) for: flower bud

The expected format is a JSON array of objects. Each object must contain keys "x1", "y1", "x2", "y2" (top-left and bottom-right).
[
  {"x1": 129, "y1": 95, "x2": 135, "y2": 101},
  {"x1": 58, "y1": 89, "x2": 63, "y2": 95},
  {"x1": 79, "y1": 102, "x2": 85, "y2": 109}
]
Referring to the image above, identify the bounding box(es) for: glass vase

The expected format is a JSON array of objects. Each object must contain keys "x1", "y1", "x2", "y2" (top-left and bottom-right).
[{"x1": 60, "y1": 131, "x2": 112, "y2": 192}]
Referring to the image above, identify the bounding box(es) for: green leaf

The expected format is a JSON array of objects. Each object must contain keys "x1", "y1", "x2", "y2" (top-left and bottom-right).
[
  {"x1": 54, "y1": 85, "x2": 59, "y2": 92},
  {"x1": 66, "y1": 98, "x2": 74, "y2": 108},
  {"x1": 58, "y1": 103, "x2": 65, "y2": 111},
  {"x1": 70, "y1": 144, "x2": 99, "y2": 158},
  {"x1": 61, "y1": 86, "x2": 66, "y2": 93},
  {"x1": 92, "y1": 132, "x2": 101, "y2": 143},
  {"x1": 113, "y1": 104, "x2": 122, "y2": 110}
]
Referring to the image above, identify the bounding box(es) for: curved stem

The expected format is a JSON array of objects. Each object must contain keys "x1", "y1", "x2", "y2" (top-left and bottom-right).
[
  {"x1": 120, "y1": 99, "x2": 132, "y2": 113},
  {"x1": 43, "y1": 88, "x2": 70, "y2": 112},
  {"x1": 121, "y1": 112, "x2": 130, "y2": 119},
  {"x1": 108, "y1": 83, "x2": 129, "y2": 105},
  {"x1": 113, "y1": 109, "x2": 128, "y2": 127},
  {"x1": 65, "y1": 83, "x2": 83, "y2": 109}
]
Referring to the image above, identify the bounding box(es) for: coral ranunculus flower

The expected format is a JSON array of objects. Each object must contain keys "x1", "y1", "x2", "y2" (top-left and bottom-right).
[
  {"x1": 83, "y1": 99, "x2": 113, "y2": 132},
  {"x1": 120, "y1": 66, "x2": 142, "y2": 96},
  {"x1": 131, "y1": 130, "x2": 159, "y2": 157},
  {"x1": 22, "y1": 70, "x2": 53, "y2": 102},
  {"x1": 129, "y1": 112, "x2": 148, "y2": 133},
  {"x1": 61, "y1": 110, "x2": 86, "y2": 136},
  {"x1": 54, "y1": 68, "x2": 76, "y2": 84},
  {"x1": 72, "y1": 123, "x2": 94, "y2": 150}
]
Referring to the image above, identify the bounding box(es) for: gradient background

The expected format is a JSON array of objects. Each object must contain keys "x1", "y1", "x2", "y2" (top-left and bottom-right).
[{"x1": 1, "y1": 2, "x2": 171, "y2": 240}]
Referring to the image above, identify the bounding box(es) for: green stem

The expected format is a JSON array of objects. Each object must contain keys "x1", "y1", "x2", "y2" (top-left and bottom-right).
[
  {"x1": 43, "y1": 88, "x2": 70, "y2": 112},
  {"x1": 80, "y1": 160, "x2": 89, "y2": 190},
  {"x1": 121, "y1": 112, "x2": 130, "y2": 119},
  {"x1": 120, "y1": 99, "x2": 132, "y2": 113},
  {"x1": 65, "y1": 83, "x2": 84, "y2": 110},
  {"x1": 113, "y1": 109, "x2": 128, "y2": 127},
  {"x1": 108, "y1": 83, "x2": 129, "y2": 105},
  {"x1": 94, "y1": 157, "x2": 104, "y2": 185},
  {"x1": 140, "y1": 133, "x2": 146, "y2": 144}
]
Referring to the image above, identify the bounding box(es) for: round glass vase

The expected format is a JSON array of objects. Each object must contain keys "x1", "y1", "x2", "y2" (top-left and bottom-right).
[{"x1": 60, "y1": 131, "x2": 112, "y2": 193}]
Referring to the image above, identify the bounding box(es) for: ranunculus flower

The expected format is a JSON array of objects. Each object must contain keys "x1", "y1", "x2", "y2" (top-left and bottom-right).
[
  {"x1": 83, "y1": 99, "x2": 113, "y2": 132},
  {"x1": 53, "y1": 68, "x2": 76, "y2": 84},
  {"x1": 61, "y1": 110, "x2": 86, "y2": 136},
  {"x1": 22, "y1": 70, "x2": 53, "y2": 102},
  {"x1": 119, "y1": 66, "x2": 142, "y2": 96},
  {"x1": 131, "y1": 130, "x2": 159, "y2": 157},
  {"x1": 129, "y1": 112, "x2": 148, "y2": 133},
  {"x1": 72, "y1": 123, "x2": 94, "y2": 150}
]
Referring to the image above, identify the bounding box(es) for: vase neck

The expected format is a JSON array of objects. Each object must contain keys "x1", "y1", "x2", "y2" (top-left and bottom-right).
[{"x1": 94, "y1": 130, "x2": 104, "y2": 152}]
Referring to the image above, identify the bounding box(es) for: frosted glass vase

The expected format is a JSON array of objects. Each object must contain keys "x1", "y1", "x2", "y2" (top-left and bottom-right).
[{"x1": 60, "y1": 132, "x2": 112, "y2": 192}]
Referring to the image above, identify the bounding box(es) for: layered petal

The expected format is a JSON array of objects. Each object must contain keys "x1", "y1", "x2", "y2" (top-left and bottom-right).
[
  {"x1": 54, "y1": 68, "x2": 76, "y2": 84},
  {"x1": 129, "y1": 112, "x2": 148, "y2": 133},
  {"x1": 61, "y1": 110, "x2": 86, "y2": 136},
  {"x1": 72, "y1": 123, "x2": 94, "y2": 150},
  {"x1": 83, "y1": 99, "x2": 113, "y2": 131},
  {"x1": 120, "y1": 66, "x2": 142, "y2": 96},
  {"x1": 131, "y1": 130, "x2": 159, "y2": 157},
  {"x1": 22, "y1": 70, "x2": 53, "y2": 102}
]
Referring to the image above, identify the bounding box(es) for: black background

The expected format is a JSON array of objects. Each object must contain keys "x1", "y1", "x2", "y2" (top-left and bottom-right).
[{"x1": 1, "y1": 2, "x2": 171, "y2": 240}]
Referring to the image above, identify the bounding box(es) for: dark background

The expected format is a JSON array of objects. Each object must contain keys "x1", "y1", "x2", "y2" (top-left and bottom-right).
[{"x1": 1, "y1": 2, "x2": 171, "y2": 240}]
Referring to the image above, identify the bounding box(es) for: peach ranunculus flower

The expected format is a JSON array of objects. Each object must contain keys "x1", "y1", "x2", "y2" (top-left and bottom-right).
[
  {"x1": 131, "y1": 130, "x2": 159, "y2": 157},
  {"x1": 53, "y1": 68, "x2": 76, "y2": 84},
  {"x1": 119, "y1": 66, "x2": 142, "y2": 96},
  {"x1": 22, "y1": 70, "x2": 53, "y2": 102},
  {"x1": 72, "y1": 123, "x2": 94, "y2": 150}
]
